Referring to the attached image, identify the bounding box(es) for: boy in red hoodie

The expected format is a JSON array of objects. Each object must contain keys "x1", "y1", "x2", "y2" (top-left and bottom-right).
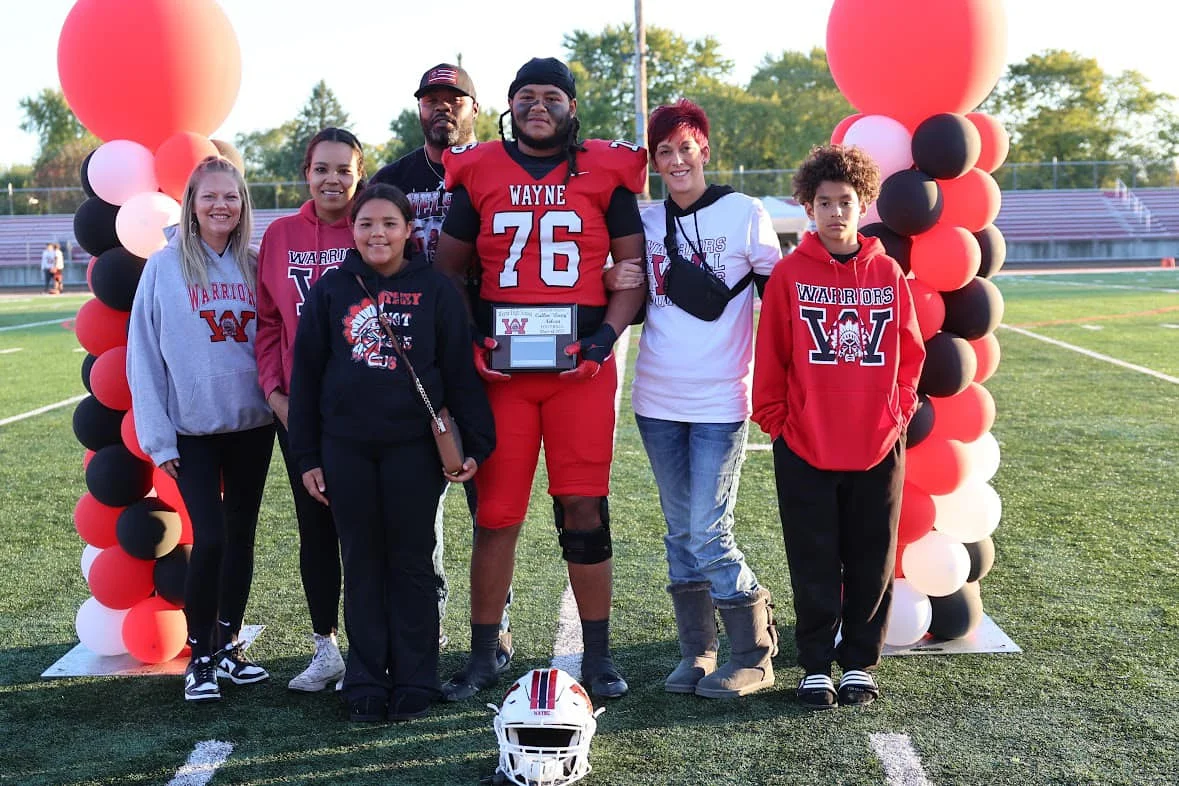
[{"x1": 752, "y1": 145, "x2": 925, "y2": 709}]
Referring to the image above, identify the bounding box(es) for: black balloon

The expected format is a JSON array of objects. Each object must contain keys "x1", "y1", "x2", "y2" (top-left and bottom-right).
[
  {"x1": 877, "y1": 170, "x2": 943, "y2": 237},
  {"x1": 911, "y1": 113, "x2": 982, "y2": 180},
  {"x1": 73, "y1": 394, "x2": 124, "y2": 451},
  {"x1": 860, "y1": 222, "x2": 913, "y2": 274},
  {"x1": 90, "y1": 247, "x2": 147, "y2": 312},
  {"x1": 80, "y1": 149, "x2": 98, "y2": 199},
  {"x1": 907, "y1": 394, "x2": 934, "y2": 448},
  {"x1": 942, "y1": 277, "x2": 1004, "y2": 340},
  {"x1": 928, "y1": 581, "x2": 984, "y2": 640},
  {"x1": 919, "y1": 331, "x2": 977, "y2": 397},
  {"x1": 81, "y1": 353, "x2": 97, "y2": 394},
  {"x1": 73, "y1": 196, "x2": 121, "y2": 257},
  {"x1": 154, "y1": 545, "x2": 191, "y2": 605},
  {"x1": 965, "y1": 537, "x2": 995, "y2": 583},
  {"x1": 117, "y1": 498, "x2": 182, "y2": 560},
  {"x1": 85, "y1": 444, "x2": 153, "y2": 507},
  {"x1": 974, "y1": 224, "x2": 1007, "y2": 278}
]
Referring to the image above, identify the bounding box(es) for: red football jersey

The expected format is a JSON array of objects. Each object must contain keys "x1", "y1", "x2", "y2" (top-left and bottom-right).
[{"x1": 444, "y1": 139, "x2": 647, "y2": 306}]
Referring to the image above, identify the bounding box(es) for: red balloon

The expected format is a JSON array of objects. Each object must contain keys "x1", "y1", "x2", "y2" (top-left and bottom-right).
[
  {"x1": 91, "y1": 346, "x2": 131, "y2": 411},
  {"x1": 122, "y1": 595, "x2": 187, "y2": 663},
  {"x1": 928, "y1": 382, "x2": 996, "y2": 443},
  {"x1": 898, "y1": 482, "x2": 936, "y2": 545},
  {"x1": 831, "y1": 113, "x2": 863, "y2": 144},
  {"x1": 937, "y1": 168, "x2": 1001, "y2": 233},
  {"x1": 906, "y1": 436, "x2": 970, "y2": 496},
  {"x1": 155, "y1": 132, "x2": 220, "y2": 201},
  {"x1": 826, "y1": 0, "x2": 1008, "y2": 129},
  {"x1": 86, "y1": 255, "x2": 98, "y2": 291},
  {"x1": 908, "y1": 277, "x2": 945, "y2": 341},
  {"x1": 74, "y1": 493, "x2": 124, "y2": 548},
  {"x1": 969, "y1": 333, "x2": 1001, "y2": 383},
  {"x1": 87, "y1": 545, "x2": 155, "y2": 610},
  {"x1": 966, "y1": 112, "x2": 1010, "y2": 173},
  {"x1": 895, "y1": 546, "x2": 906, "y2": 579},
  {"x1": 83, "y1": 449, "x2": 96, "y2": 470},
  {"x1": 121, "y1": 409, "x2": 150, "y2": 462},
  {"x1": 57, "y1": 0, "x2": 241, "y2": 149},
  {"x1": 910, "y1": 224, "x2": 981, "y2": 292},
  {"x1": 75, "y1": 298, "x2": 130, "y2": 356}
]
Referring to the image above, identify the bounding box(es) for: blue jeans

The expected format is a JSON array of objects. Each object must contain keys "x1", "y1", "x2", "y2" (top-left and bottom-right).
[{"x1": 635, "y1": 415, "x2": 759, "y2": 602}]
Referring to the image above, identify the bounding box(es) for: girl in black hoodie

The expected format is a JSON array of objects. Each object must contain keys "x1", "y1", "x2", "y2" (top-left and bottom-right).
[{"x1": 288, "y1": 184, "x2": 495, "y2": 722}]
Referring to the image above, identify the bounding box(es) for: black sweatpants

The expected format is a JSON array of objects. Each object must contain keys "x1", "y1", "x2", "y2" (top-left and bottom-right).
[
  {"x1": 772, "y1": 437, "x2": 904, "y2": 675},
  {"x1": 322, "y1": 433, "x2": 446, "y2": 700},
  {"x1": 276, "y1": 423, "x2": 341, "y2": 635},
  {"x1": 175, "y1": 424, "x2": 275, "y2": 657}
]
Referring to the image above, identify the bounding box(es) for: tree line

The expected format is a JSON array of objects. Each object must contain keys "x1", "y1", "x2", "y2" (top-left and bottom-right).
[{"x1": 8, "y1": 25, "x2": 1179, "y2": 205}]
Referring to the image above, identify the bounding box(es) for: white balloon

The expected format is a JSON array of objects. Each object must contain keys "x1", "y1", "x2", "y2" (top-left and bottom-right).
[
  {"x1": 885, "y1": 578, "x2": 933, "y2": 647},
  {"x1": 902, "y1": 531, "x2": 970, "y2": 597},
  {"x1": 116, "y1": 193, "x2": 181, "y2": 259},
  {"x1": 964, "y1": 431, "x2": 1001, "y2": 483},
  {"x1": 932, "y1": 480, "x2": 1001, "y2": 543},
  {"x1": 843, "y1": 115, "x2": 915, "y2": 180},
  {"x1": 80, "y1": 544, "x2": 103, "y2": 581},
  {"x1": 75, "y1": 596, "x2": 130, "y2": 656},
  {"x1": 88, "y1": 140, "x2": 159, "y2": 206}
]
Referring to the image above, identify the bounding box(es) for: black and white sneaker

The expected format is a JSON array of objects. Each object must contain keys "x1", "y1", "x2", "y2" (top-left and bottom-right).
[
  {"x1": 215, "y1": 641, "x2": 270, "y2": 685},
  {"x1": 184, "y1": 656, "x2": 220, "y2": 702}
]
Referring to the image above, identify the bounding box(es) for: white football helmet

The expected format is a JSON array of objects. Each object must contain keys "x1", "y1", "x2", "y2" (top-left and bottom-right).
[{"x1": 490, "y1": 668, "x2": 605, "y2": 786}]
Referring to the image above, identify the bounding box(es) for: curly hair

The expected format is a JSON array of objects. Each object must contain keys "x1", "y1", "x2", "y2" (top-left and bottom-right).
[{"x1": 792, "y1": 144, "x2": 881, "y2": 206}]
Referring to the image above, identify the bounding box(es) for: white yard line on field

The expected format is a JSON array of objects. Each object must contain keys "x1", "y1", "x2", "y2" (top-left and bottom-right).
[
  {"x1": 0, "y1": 347, "x2": 23, "y2": 354},
  {"x1": 550, "y1": 329, "x2": 631, "y2": 675},
  {"x1": 1002, "y1": 325, "x2": 1179, "y2": 385},
  {"x1": 870, "y1": 733, "x2": 934, "y2": 786},
  {"x1": 0, "y1": 318, "x2": 69, "y2": 332},
  {"x1": 166, "y1": 740, "x2": 233, "y2": 786},
  {"x1": 1005, "y1": 277, "x2": 1179, "y2": 295},
  {"x1": 0, "y1": 394, "x2": 87, "y2": 427}
]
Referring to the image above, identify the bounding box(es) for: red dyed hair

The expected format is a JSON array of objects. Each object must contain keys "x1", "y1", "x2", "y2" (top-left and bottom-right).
[{"x1": 647, "y1": 98, "x2": 709, "y2": 151}]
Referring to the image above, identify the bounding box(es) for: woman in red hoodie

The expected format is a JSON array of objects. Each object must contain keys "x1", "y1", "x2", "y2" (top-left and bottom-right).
[{"x1": 255, "y1": 127, "x2": 365, "y2": 692}]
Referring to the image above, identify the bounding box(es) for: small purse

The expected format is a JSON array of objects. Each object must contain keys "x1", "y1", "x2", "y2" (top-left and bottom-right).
[
  {"x1": 354, "y1": 274, "x2": 466, "y2": 476},
  {"x1": 662, "y1": 205, "x2": 753, "y2": 321}
]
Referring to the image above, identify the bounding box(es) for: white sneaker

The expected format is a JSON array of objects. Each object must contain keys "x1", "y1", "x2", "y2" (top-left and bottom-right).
[{"x1": 288, "y1": 633, "x2": 346, "y2": 692}]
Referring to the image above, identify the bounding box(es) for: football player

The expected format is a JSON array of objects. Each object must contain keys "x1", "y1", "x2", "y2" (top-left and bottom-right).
[{"x1": 435, "y1": 56, "x2": 646, "y2": 701}]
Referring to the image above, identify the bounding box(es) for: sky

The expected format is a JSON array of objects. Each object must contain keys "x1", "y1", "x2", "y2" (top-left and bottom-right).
[{"x1": 3, "y1": 0, "x2": 1178, "y2": 170}]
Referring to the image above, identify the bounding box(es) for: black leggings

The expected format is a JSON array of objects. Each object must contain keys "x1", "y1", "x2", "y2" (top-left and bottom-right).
[
  {"x1": 175, "y1": 424, "x2": 275, "y2": 657},
  {"x1": 276, "y1": 423, "x2": 341, "y2": 635}
]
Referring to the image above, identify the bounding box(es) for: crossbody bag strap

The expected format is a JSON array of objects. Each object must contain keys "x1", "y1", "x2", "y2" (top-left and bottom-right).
[
  {"x1": 353, "y1": 273, "x2": 442, "y2": 423},
  {"x1": 665, "y1": 201, "x2": 755, "y2": 301}
]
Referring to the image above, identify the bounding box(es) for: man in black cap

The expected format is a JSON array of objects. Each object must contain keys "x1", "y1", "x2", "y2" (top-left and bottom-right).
[
  {"x1": 435, "y1": 56, "x2": 647, "y2": 702},
  {"x1": 371, "y1": 63, "x2": 513, "y2": 670}
]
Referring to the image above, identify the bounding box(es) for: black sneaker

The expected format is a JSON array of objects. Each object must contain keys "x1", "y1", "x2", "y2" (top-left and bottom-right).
[
  {"x1": 797, "y1": 673, "x2": 837, "y2": 710},
  {"x1": 184, "y1": 656, "x2": 220, "y2": 702},
  {"x1": 215, "y1": 641, "x2": 269, "y2": 685},
  {"x1": 838, "y1": 669, "x2": 879, "y2": 707},
  {"x1": 582, "y1": 654, "x2": 629, "y2": 699},
  {"x1": 441, "y1": 653, "x2": 502, "y2": 702},
  {"x1": 349, "y1": 695, "x2": 388, "y2": 722},
  {"x1": 388, "y1": 689, "x2": 433, "y2": 722}
]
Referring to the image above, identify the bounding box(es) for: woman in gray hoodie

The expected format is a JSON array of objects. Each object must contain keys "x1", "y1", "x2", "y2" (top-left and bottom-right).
[{"x1": 127, "y1": 156, "x2": 275, "y2": 703}]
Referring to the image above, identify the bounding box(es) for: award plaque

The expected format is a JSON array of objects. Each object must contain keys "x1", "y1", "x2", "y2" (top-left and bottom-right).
[{"x1": 490, "y1": 304, "x2": 578, "y2": 372}]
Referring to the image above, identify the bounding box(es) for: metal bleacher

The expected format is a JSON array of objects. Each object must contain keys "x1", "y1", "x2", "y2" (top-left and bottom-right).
[{"x1": 993, "y1": 188, "x2": 1171, "y2": 242}]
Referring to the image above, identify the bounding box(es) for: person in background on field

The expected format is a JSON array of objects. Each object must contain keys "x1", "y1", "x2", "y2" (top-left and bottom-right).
[
  {"x1": 631, "y1": 99, "x2": 782, "y2": 699},
  {"x1": 41, "y1": 242, "x2": 56, "y2": 294},
  {"x1": 371, "y1": 64, "x2": 513, "y2": 664},
  {"x1": 287, "y1": 183, "x2": 495, "y2": 722},
  {"x1": 752, "y1": 144, "x2": 925, "y2": 710},
  {"x1": 128, "y1": 155, "x2": 275, "y2": 703},
  {"x1": 255, "y1": 127, "x2": 365, "y2": 693},
  {"x1": 52, "y1": 243, "x2": 65, "y2": 294}
]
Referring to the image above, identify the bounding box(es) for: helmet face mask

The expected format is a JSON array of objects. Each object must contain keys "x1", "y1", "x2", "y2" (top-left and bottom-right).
[{"x1": 491, "y1": 668, "x2": 604, "y2": 786}]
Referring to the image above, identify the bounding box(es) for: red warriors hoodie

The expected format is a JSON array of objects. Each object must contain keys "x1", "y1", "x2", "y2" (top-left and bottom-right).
[
  {"x1": 255, "y1": 200, "x2": 354, "y2": 399},
  {"x1": 753, "y1": 232, "x2": 925, "y2": 471}
]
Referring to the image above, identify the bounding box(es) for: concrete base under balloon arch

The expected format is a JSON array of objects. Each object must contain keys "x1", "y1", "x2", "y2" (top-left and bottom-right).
[
  {"x1": 882, "y1": 615, "x2": 1021, "y2": 656},
  {"x1": 40, "y1": 624, "x2": 264, "y2": 678}
]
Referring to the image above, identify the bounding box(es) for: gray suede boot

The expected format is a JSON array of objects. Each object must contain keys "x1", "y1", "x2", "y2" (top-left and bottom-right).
[
  {"x1": 665, "y1": 582, "x2": 718, "y2": 694},
  {"x1": 695, "y1": 587, "x2": 778, "y2": 699}
]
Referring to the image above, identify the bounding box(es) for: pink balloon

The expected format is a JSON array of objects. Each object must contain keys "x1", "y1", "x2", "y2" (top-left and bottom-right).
[
  {"x1": 88, "y1": 140, "x2": 159, "y2": 206},
  {"x1": 116, "y1": 193, "x2": 181, "y2": 259},
  {"x1": 843, "y1": 115, "x2": 914, "y2": 180}
]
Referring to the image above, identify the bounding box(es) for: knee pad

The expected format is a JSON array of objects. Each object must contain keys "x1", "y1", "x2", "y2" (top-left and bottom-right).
[{"x1": 553, "y1": 497, "x2": 612, "y2": 564}]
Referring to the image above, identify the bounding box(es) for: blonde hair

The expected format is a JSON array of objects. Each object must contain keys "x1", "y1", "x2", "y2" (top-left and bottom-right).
[{"x1": 178, "y1": 156, "x2": 256, "y2": 288}]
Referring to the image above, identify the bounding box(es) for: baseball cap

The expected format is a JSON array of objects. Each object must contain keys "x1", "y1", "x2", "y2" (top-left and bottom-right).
[{"x1": 414, "y1": 63, "x2": 477, "y2": 100}]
